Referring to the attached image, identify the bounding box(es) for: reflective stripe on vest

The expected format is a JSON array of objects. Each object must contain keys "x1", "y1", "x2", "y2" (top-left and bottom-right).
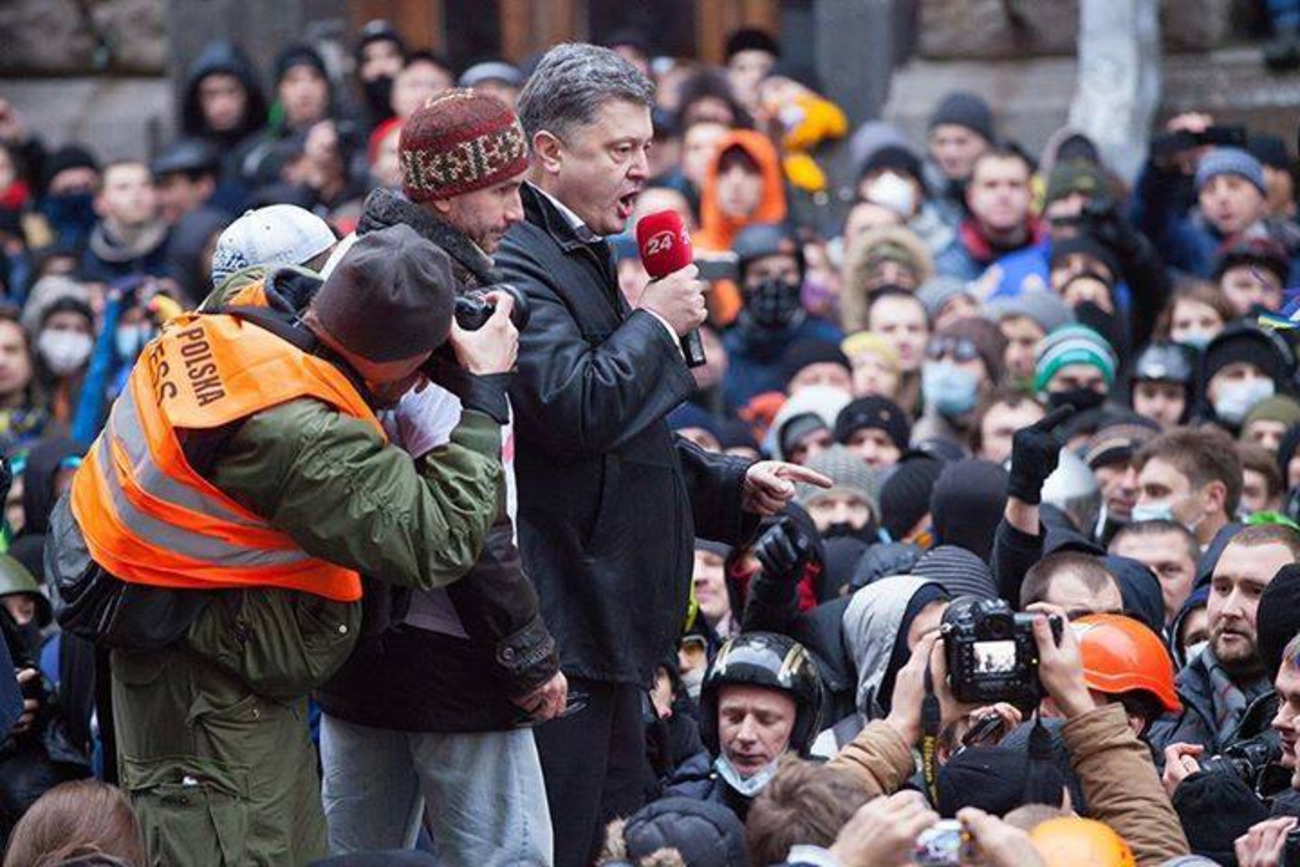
[{"x1": 70, "y1": 305, "x2": 380, "y2": 602}]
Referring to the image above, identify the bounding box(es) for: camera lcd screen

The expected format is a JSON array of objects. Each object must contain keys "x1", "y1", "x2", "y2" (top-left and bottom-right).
[{"x1": 974, "y1": 640, "x2": 1017, "y2": 674}]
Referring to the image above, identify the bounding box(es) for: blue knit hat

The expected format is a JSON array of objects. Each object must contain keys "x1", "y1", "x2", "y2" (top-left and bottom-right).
[{"x1": 1195, "y1": 147, "x2": 1266, "y2": 195}]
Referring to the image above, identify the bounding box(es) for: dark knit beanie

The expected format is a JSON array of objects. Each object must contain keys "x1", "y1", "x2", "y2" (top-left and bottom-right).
[
  {"x1": 1204, "y1": 325, "x2": 1290, "y2": 386},
  {"x1": 724, "y1": 27, "x2": 781, "y2": 61},
  {"x1": 1212, "y1": 237, "x2": 1291, "y2": 286},
  {"x1": 399, "y1": 89, "x2": 528, "y2": 202},
  {"x1": 860, "y1": 144, "x2": 924, "y2": 184},
  {"x1": 880, "y1": 456, "x2": 945, "y2": 541},
  {"x1": 912, "y1": 544, "x2": 998, "y2": 600},
  {"x1": 621, "y1": 797, "x2": 749, "y2": 867},
  {"x1": 42, "y1": 145, "x2": 100, "y2": 188},
  {"x1": 275, "y1": 43, "x2": 328, "y2": 83},
  {"x1": 1049, "y1": 233, "x2": 1122, "y2": 283},
  {"x1": 780, "y1": 339, "x2": 851, "y2": 385},
  {"x1": 1172, "y1": 771, "x2": 1270, "y2": 865},
  {"x1": 1259, "y1": 563, "x2": 1300, "y2": 681},
  {"x1": 936, "y1": 740, "x2": 1065, "y2": 819},
  {"x1": 928, "y1": 91, "x2": 995, "y2": 142},
  {"x1": 354, "y1": 19, "x2": 407, "y2": 65},
  {"x1": 929, "y1": 460, "x2": 1008, "y2": 563},
  {"x1": 312, "y1": 224, "x2": 456, "y2": 363},
  {"x1": 834, "y1": 396, "x2": 910, "y2": 450}
]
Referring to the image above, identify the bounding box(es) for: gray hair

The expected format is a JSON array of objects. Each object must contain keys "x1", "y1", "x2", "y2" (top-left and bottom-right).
[{"x1": 517, "y1": 43, "x2": 655, "y2": 142}]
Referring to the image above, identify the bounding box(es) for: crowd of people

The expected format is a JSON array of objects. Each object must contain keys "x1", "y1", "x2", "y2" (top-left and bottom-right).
[{"x1": 2, "y1": 14, "x2": 1300, "y2": 867}]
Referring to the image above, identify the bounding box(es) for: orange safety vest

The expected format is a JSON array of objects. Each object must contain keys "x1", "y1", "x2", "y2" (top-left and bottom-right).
[{"x1": 70, "y1": 296, "x2": 382, "y2": 603}]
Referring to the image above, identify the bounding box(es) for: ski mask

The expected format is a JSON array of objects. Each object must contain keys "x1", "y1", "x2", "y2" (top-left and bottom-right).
[
  {"x1": 1048, "y1": 386, "x2": 1105, "y2": 413},
  {"x1": 824, "y1": 519, "x2": 881, "y2": 544},
  {"x1": 744, "y1": 277, "x2": 804, "y2": 330},
  {"x1": 363, "y1": 76, "x2": 395, "y2": 115}
]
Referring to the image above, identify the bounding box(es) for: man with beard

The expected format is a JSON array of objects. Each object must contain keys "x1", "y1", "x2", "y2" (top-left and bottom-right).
[{"x1": 1151, "y1": 524, "x2": 1300, "y2": 755}]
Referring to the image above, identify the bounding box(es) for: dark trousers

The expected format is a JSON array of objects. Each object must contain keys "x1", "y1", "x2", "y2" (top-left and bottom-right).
[{"x1": 534, "y1": 677, "x2": 654, "y2": 867}]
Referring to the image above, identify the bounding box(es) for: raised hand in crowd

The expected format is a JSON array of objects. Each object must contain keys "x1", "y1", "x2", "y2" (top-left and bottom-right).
[
  {"x1": 826, "y1": 790, "x2": 939, "y2": 867},
  {"x1": 741, "y1": 461, "x2": 831, "y2": 516},
  {"x1": 1025, "y1": 602, "x2": 1094, "y2": 719},
  {"x1": 958, "y1": 807, "x2": 1046, "y2": 867}
]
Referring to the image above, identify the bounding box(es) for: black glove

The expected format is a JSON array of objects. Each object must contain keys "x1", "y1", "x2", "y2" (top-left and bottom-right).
[
  {"x1": 753, "y1": 516, "x2": 812, "y2": 584},
  {"x1": 1007, "y1": 405, "x2": 1074, "y2": 505}
]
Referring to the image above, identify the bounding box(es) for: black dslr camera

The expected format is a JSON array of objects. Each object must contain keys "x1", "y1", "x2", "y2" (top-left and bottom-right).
[
  {"x1": 942, "y1": 597, "x2": 1062, "y2": 705},
  {"x1": 454, "y1": 284, "x2": 531, "y2": 332},
  {"x1": 1202, "y1": 733, "x2": 1284, "y2": 790}
]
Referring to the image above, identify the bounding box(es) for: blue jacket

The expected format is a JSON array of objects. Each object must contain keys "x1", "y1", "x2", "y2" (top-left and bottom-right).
[{"x1": 721, "y1": 316, "x2": 843, "y2": 408}]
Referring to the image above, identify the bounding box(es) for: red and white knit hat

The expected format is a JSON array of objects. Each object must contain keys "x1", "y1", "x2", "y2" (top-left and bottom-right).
[{"x1": 398, "y1": 88, "x2": 528, "y2": 201}]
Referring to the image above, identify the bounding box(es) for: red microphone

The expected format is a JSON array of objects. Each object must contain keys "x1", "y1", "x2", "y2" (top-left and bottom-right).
[{"x1": 635, "y1": 210, "x2": 706, "y2": 368}]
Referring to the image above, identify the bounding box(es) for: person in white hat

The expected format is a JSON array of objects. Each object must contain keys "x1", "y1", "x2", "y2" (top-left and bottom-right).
[{"x1": 209, "y1": 203, "x2": 337, "y2": 287}]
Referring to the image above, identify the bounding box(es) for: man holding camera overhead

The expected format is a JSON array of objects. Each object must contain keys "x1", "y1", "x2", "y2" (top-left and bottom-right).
[
  {"x1": 315, "y1": 89, "x2": 566, "y2": 865},
  {"x1": 48, "y1": 222, "x2": 514, "y2": 865}
]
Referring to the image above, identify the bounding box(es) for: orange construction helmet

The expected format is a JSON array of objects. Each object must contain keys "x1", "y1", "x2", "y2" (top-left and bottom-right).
[
  {"x1": 1029, "y1": 817, "x2": 1136, "y2": 867},
  {"x1": 1072, "y1": 614, "x2": 1181, "y2": 713}
]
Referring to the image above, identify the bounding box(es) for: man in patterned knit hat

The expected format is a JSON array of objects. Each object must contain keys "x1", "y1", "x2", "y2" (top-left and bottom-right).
[{"x1": 317, "y1": 89, "x2": 566, "y2": 865}]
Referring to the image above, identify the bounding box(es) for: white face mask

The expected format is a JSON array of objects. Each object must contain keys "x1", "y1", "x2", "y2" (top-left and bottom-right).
[
  {"x1": 681, "y1": 665, "x2": 705, "y2": 701},
  {"x1": 1213, "y1": 378, "x2": 1276, "y2": 425},
  {"x1": 38, "y1": 330, "x2": 93, "y2": 376},
  {"x1": 714, "y1": 753, "x2": 780, "y2": 798},
  {"x1": 864, "y1": 171, "x2": 917, "y2": 218},
  {"x1": 1131, "y1": 492, "x2": 1203, "y2": 535}
]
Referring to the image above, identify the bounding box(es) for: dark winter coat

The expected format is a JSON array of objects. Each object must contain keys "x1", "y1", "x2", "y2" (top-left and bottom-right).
[
  {"x1": 316, "y1": 188, "x2": 560, "y2": 732},
  {"x1": 496, "y1": 183, "x2": 757, "y2": 687}
]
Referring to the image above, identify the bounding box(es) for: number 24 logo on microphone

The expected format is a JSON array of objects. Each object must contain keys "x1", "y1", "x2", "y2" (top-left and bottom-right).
[{"x1": 646, "y1": 228, "x2": 688, "y2": 257}]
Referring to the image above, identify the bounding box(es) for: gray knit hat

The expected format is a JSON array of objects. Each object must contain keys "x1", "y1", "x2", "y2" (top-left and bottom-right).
[
  {"x1": 983, "y1": 290, "x2": 1075, "y2": 336},
  {"x1": 916, "y1": 276, "x2": 972, "y2": 321},
  {"x1": 798, "y1": 444, "x2": 879, "y2": 517},
  {"x1": 1195, "y1": 147, "x2": 1266, "y2": 195},
  {"x1": 912, "y1": 544, "x2": 998, "y2": 601},
  {"x1": 313, "y1": 224, "x2": 457, "y2": 363}
]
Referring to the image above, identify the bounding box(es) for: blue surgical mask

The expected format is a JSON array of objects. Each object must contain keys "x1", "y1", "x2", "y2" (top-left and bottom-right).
[
  {"x1": 1214, "y1": 378, "x2": 1275, "y2": 425},
  {"x1": 922, "y1": 361, "x2": 979, "y2": 418},
  {"x1": 1130, "y1": 500, "x2": 1175, "y2": 524},
  {"x1": 1177, "y1": 332, "x2": 1213, "y2": 352},
  {"x1": 714, "y1": 753, "x2": 780, "y2": 798}
]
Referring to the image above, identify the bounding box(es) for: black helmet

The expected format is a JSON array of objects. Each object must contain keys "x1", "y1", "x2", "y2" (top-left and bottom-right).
[
  {"x1": 1132, "y1": 342, "x2": 1195, "y2": 386},
  {"x1": 699, "y1": 631, "x2": 824, "y2": 757}
]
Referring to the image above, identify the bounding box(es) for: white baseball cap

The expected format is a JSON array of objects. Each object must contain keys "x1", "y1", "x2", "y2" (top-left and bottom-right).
[{"x1": 210, "y1": 204, "x2": 337, "y2": 286}]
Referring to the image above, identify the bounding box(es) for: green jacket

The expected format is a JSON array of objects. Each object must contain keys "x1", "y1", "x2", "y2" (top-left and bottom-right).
[{"x1": 106, "y1": 270, "x2": 503, "y2": 865}]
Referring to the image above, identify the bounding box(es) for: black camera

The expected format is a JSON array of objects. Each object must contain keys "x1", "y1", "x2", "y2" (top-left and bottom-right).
[
  {"x1": 942, "y1": 597, "x2": 1062, "y2": 705},
  {"x1": 454, "y1": 284, "x2": 530, "y2": 332},
  {"x1": 1202, "y1": 733, "x2": 1283, "y2": 788}
]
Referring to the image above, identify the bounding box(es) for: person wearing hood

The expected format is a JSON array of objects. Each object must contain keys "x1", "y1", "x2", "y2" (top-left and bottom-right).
[
  {"x1": 353, "y1": 19, "x2": 407, "y2": 133},
  {"x1": 665, "y1": 632, "x2": 824, "y2": 822},
  {"x1": 1150, "y1": 524, "x2": 1300, "y2": 755},
  {"x1": 924, "y1": 91, "x2": 995, "y2": 231},
  {"x1": 179, "y1": 40, "x2": 268, "y2": 180},
  {"x1": 935, "y1": 147, "x2": 1045, "y2": 283},
  {"x1": 694, "y1": 131, "x2": 788, "y2": 254},
  {"x1": 812, "y1": 575, "x2": 950, "y2": 755},
  {"x1": 767, "y1": 385, "x2": 851, "y2": 465},
  {"x1": 1200, "y1": 323, "x2": 1295, "y2": 433},
  {"x1": 929, "y1": 459, "x2": 1008, "y2": 563},
  {"x1": 82, "y1": 161, "x2": 170, "y2": 284},
  {"x1": 913, "y1": 316, "x2": 1007, "y2": 448},
  {"x1": 238, "y1": 44, "x2": 335, "y2": 189},
  {"x1": 721, "y1": 223, "x2": 842, "y2": 408},
  {"x1": 35, "y1": 146, "x2": 101, "y2": 254}
]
